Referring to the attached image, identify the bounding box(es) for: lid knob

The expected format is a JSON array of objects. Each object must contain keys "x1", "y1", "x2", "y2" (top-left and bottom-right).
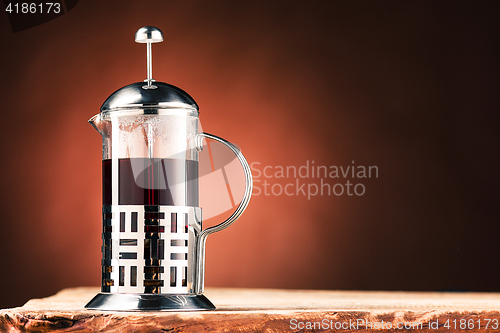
[{"x1": 135, "y1": 26, "x2": 164, "y2": 89}]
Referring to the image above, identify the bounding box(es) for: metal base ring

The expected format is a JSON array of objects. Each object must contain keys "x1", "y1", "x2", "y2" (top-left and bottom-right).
[{"x1": 85, "y1": 293, "x2": 215, "y2": 311}]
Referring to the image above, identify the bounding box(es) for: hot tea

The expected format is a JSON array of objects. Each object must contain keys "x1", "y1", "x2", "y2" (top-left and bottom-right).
[{"x1": 103, "y1": 158, "x2": 198, "y2": 207}]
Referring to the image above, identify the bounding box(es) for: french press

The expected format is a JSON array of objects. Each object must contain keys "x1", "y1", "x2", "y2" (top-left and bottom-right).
[{"x1": 85, "y1": 27, "x2": 253, "y2": 311}]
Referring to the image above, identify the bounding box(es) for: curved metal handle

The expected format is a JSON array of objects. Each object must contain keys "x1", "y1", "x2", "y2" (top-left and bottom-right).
[{"x1": 194, "y1": 132, "x2": 253, "y2": 293}]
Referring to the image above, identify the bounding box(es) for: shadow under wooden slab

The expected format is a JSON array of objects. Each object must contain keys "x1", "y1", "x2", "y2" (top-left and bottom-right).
[{"x1": 1, "y1": 287, "x2": 500, "y2": 332}]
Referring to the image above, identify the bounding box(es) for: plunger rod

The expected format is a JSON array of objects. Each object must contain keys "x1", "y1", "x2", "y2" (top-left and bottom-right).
[{"x1": 147, "y1": 42, "x2": 153, "y2": 86}]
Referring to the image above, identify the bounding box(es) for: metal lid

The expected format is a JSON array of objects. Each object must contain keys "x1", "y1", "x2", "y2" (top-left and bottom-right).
[
  {"x1": 101, "y1": 82, "x2": 198, "y2": 112},
  {"x1": 100, "y1": 26, "x2": 199, "y2": 113}
]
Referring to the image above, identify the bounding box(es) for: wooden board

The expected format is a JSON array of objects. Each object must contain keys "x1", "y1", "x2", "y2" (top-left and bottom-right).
[{"x1": 1, "y1": 287, "x2": 500, "y2": 332}]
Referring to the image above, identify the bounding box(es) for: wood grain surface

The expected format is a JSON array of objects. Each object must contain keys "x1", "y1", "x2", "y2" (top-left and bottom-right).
[{"x1": 1, "y1": 287, "x2": 500, "y2": 332}]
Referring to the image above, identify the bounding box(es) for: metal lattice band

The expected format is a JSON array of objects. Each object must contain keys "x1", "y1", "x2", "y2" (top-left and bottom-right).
[{"x1": 101, "y1": 205, "x2": 202, "y2": 294}]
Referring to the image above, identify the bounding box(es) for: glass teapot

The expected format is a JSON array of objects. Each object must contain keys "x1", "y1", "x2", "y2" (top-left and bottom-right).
[{"x1": 85, "y1": 27, "x2": 252, "y2": 311}]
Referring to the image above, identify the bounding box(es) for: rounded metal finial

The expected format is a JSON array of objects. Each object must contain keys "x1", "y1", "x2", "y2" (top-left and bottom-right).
[
  {"x1": 135, "y1": 27, "x2": 163, "y2": 89},
  {"x1": 135, "y1": 26, "x2": 164, "y2": 43}
]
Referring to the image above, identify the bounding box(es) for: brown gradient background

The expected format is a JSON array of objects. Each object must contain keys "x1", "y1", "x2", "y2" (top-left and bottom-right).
[{"x1": 1, "y1": 1, "x2": 499, "y2": 308}]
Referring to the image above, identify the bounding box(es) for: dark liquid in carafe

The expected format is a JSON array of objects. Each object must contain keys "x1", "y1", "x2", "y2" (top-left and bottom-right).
[{"x1": 103, "y1": 158, "x2": 198, "y2": 206}]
